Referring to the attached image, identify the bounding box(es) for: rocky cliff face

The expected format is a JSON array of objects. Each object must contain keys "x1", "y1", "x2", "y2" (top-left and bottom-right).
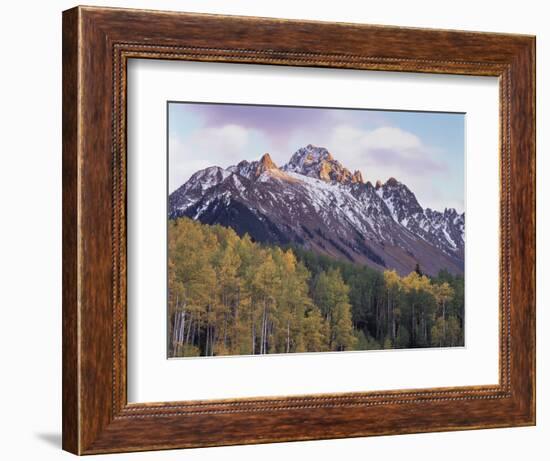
[
  {"x1": 283, "y1": 144, "x2": 364, "y2": 184},
  {"x1": 169, "y1": 144, "x2": 464, "y2": 276}
]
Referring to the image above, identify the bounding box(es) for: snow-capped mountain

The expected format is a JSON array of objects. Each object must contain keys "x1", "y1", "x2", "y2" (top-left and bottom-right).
[
  {"x1": 374, "y1": 177, "x2": 465, "y2": 257},
  {"x1": 169, "y1": 144, "x2": 465, "y2": 276}
]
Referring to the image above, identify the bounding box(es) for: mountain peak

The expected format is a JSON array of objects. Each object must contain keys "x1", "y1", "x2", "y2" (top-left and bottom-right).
[
  {"x1": 254, "y1": 153, "x2": 279, "y2": 178},
  {"x1": 305, "y1": 144, "x2": 334, "y2": 161},
  {"x1": 283, "y1": 145, "x2": 363, "y2": 184},
  {"x1": 227, "y1": 154, "x2": 280, "y2": 180},
  {"x1": 259, "y1": 153, "x2": 277, "y2": 170},
  {"x1": 352, "y1": 170, "x2": 364, "y2": 184},
  {"x1": 385, "y1": 177, "x2": 399, "y2": 187},
  {"x1": 375, "y1": 177, "x2": 424, "y2": 226},
  {"x1": 288, "y1": 144, "x2": 333, "y2": 167}
]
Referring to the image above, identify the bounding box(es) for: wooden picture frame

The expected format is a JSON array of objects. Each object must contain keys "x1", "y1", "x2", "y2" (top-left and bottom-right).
[{"x1": 62, "y1": 5, "x2": 535, "y2": 455}]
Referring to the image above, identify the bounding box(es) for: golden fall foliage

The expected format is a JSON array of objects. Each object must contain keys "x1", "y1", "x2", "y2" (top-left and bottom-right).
[{"x1": 168, "y1": 218, "x2": 464, "y2": 357}]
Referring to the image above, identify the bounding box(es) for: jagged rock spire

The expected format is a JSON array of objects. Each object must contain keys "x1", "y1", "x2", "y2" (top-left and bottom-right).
[
  {"x1": 259, "y1": 153, "x2": 277, "y2": 169},
  {"x1": 254, "y1": 153, "x2": 278, "y2": 177},
  {"x1": 283, "y1": 144, "x2": 364, "y2": 185},
  {"x1": 385, "y1": 177, "x2": 399, "y2": 187},
  {"x1": 352, "y1": 170, "x2": 364, "y2": 184}
]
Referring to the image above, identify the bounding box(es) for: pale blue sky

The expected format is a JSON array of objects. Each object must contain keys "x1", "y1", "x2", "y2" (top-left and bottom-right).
[{"x1": 168, "y1": 102, "x2": 464, "y2": 212}]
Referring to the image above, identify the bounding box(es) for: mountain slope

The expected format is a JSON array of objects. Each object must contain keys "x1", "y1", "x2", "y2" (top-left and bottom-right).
[{"x1": 169, "y1": 145, "x2": 464, "y2": 276}]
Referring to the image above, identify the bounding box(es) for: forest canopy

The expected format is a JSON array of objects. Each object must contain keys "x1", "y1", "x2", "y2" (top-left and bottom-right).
[{"x1": 168, "y1": 218, "x2": 464, "y2": 357}]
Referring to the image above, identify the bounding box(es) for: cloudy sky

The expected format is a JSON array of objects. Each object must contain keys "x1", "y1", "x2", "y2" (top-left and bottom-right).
[{"x1": 168, "y1": 102, "x2": 464, "y2": 212}]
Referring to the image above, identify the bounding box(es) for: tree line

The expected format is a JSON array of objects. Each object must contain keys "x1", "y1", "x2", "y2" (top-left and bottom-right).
[
  {"x1": 168, "y1": 218, "x2": 464, "y2": 357},
  {"x1": 290, "y1": 247, "x2": 464, "y2": 350}
]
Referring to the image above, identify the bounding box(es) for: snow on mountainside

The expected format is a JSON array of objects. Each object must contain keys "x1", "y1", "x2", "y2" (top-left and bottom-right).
[
  {"x1": 374, "y1": 178, "x2": 465, "y2": 257},
  {"x1": 169, "y1": 144, "x2": 465, "y2": 276}
]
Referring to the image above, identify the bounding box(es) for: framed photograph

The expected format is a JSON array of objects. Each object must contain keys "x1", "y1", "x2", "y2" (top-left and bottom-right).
[{"x1": 62, "y1": 6, "x2": 535, "y2": 455}]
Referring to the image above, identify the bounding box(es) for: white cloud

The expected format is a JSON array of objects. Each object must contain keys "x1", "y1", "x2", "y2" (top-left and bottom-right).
[
  {"x1": 169, "y1": 124, "x2": 250, "y2": 192},
  {"x1": 315, "y1": 125, "x2": 461, "y2": 211},
  {"x1": 352, "y1": 126, "x2": 422, "y2": 151},
  {"x1": 322, "y1": 125, "x2": 442, "y2": 173}
]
